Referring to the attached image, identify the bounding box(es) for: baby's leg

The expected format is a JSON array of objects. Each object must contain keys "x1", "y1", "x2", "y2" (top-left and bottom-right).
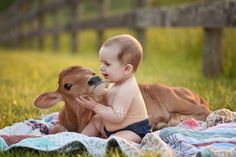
[
  {"x1": 81, "y1": 114, "x2": 103, "y2": 137},
  {"x1": 110, "y1": 130, "x2": 141, "y2": 143}
]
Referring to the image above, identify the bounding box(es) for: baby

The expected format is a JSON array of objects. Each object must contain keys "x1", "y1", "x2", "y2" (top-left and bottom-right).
[{"x1": 77, "y1": 34, "x2": 151, "y2": 143}]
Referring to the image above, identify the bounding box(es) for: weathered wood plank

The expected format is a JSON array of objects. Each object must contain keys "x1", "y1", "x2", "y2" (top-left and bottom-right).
[
  {"x1": 67, "y1": 12, "x2": 135, "y2": 30},
  {"x1": 135, "y1": 0, "x2": 236, "y2": 28},
  {"x1": 1, "y1": 0, "x2": 235, "y2": 43},
  {"x1": 60, "y1": 0, "x2": 236, "y2": 30}
]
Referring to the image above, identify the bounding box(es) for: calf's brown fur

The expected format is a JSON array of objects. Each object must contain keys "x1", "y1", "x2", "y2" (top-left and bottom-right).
[{"x1": 34, "y1": 66, "x2": 211, "y2": 133}]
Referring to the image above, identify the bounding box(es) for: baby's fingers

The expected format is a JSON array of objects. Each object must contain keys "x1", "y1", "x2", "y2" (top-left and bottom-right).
[
  {"x1": 87, "y1": 96, "x2": 96, "y2": 102},
  {"x1": 75, "y1": 97, "x2": 86, "y2": 105}
]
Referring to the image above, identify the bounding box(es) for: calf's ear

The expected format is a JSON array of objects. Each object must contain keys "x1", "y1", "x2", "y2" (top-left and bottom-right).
[{"x1": 34, "y1": 91, "x2": 62, "y2": 109}]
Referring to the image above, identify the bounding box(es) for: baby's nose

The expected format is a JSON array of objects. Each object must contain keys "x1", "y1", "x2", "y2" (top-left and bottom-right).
[{"x1": 99, "y1": 65, "x2": 104, "y2": 71}]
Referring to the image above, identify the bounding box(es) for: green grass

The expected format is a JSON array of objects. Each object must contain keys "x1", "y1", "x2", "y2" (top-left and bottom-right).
[{"x1": 0, "y1": 28, "x2": 236, "y2": 156}]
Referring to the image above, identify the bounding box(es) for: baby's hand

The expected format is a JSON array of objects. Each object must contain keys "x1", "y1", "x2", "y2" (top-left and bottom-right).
[{"x1": 76, "y1": 95, "x2": 98, "y2": 110}]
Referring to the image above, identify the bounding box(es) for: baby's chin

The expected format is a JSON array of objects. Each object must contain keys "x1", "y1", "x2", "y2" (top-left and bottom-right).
[
  {"x1": 93, "y1": 83, "x2": 107, "y2": 99},
  {"x1": 104, "y1": 79, "x2": 113, "y2": 84}
]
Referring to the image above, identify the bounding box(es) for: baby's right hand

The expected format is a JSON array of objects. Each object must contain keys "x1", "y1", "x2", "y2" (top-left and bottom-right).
[{"x1": 76, "y1": 96, "x2": 98, "y2": 110}]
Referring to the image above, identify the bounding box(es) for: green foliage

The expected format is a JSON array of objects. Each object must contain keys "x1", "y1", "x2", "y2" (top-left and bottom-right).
[
  {"x1": 0, "y1": 149, "x2": 83, "y2": 157},
  {"x1": 224, "y1": 29, "x2": 236, "y2": 77},
  {"x1": 0, "y1": 0, "x2": 17, "y2": 12}
]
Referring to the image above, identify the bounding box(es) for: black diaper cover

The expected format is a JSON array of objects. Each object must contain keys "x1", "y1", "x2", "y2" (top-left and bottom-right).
[{"x1": 104, "y1": 119, "x2": 151, "y2": 138}]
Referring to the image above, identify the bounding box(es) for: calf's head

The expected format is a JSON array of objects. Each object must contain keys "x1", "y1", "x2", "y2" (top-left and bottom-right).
[{"x1": 34, "y1": 65, "x2": 106, "y2": 111}]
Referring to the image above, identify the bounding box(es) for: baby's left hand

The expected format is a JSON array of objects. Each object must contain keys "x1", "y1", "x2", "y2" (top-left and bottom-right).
[{"x1": 76, "y1": 95, "x2": 98, "y2": 110}]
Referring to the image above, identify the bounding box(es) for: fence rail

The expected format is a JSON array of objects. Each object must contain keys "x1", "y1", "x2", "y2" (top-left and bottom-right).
[{"x1": 0, "y1": 0, "x2": 235, "y2": 77}]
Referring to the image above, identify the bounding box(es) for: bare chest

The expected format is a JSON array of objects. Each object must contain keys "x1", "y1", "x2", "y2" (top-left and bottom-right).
[{"x1": 106, "y1": 86, "x2": 118, "y2": 106}]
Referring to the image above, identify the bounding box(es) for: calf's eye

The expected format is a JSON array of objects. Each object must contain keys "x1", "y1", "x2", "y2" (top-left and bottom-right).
[{"x1": 64, "y1": 83, "x2": 72, "y2": 91}]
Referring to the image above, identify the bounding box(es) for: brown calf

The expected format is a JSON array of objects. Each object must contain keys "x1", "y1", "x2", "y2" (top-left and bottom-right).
[{"x1": 34, "y1": 66, "x2": 211, "y2": 133}]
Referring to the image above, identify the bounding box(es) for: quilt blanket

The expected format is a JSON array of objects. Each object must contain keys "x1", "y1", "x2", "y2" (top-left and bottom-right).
[
  {"x1": 160, "y1": 122, "x2": 236, "y2": 157},
  {"x1": 0, "y1": 113, "x2": 173, "y2": 157},
  {"x1": 1, "y1": 109, "x2": 236, "y2": 157},
  {"x1": 0, "y1": 132, "x2": 173, "y2": 157}
]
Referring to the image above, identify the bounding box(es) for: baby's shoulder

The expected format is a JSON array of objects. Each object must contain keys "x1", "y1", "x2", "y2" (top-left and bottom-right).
[{"x1": 119, "y1": 80, "x2": 139, "y2": 93}]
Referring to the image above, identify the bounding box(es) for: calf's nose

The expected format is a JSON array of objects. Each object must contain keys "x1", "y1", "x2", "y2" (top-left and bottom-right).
[{"x1": 88, "y1": 76, "x2": 102, "y2": 86}]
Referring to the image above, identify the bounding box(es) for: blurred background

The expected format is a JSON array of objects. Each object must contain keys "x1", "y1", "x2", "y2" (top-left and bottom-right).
[
  {"x1": 0, "y1": 0, "x2": 235, "y2": 76},
  {"x1": 0, "y1": 0, "x2": 236, "y2": 128}
]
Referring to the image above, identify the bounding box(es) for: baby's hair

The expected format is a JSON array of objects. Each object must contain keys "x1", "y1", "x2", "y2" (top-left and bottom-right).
[{"x1": 102, "y1": 34, "x2": 143, "y2": 72}]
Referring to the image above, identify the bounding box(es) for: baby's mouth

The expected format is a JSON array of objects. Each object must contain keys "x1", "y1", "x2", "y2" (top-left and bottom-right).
[{"x1": 103, "y1": 73, "x2": 108, "y2": 78}]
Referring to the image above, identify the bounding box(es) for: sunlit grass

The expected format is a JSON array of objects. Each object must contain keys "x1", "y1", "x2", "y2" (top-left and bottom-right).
[
  {"x1": 0, "y1": 28, "x2": 236, "y2": 156},
  {"x1": 0, "y1": 148, "x2": 91, "y2": 157}
]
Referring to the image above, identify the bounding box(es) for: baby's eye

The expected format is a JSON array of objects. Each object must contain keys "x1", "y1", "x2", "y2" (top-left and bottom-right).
[{"x1": 105, "y1": 62, "x2": 110, "y2": 66}]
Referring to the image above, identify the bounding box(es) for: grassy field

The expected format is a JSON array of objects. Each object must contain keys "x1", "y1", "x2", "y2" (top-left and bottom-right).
[{"x1": 0, "y1": 28, "x2": 236, "y2": 156}]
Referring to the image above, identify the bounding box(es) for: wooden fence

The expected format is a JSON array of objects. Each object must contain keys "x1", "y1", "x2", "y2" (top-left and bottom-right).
[{"x1": 0, "y1": 0, "x2": 235, "y2": 77}]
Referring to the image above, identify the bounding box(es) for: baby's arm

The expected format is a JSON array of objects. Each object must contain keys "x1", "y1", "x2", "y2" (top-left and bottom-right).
[
  {"x1": 78, "y1": 89, "x2": 133, "y2": 123},
  {"x1": 97, "y1": 87, "x2": 136, "y2": 123}
]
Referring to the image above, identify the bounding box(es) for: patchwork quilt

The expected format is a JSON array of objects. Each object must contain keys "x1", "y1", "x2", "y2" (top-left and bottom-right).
[
  {"x1": 0, "y1": 113, "x2": 173, "y2": 157},
  {"x1": 1, "y1": 109, "x2": 236, "y2": 157}
]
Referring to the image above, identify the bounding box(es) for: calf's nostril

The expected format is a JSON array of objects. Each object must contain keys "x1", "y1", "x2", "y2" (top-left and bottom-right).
[
  {"x1": 88, "y1": 80, "x2": 94, "y2": 85},
  {"x1": 88, "y1": 76, "x2": 102, "y2": 86}
]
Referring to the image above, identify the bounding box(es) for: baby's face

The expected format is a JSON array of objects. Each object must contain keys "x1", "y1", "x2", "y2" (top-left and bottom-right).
[{"x1": 99, "y1": 45, "x2": 126, "y2": 83}]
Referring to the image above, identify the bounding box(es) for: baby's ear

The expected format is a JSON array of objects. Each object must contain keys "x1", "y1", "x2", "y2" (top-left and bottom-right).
[
  {"x1": 34, "y1": 91, "x2": 62, "y2": 109},
  {"x1": 124, "y1": 64, "x2": 133, "y2": 74}
]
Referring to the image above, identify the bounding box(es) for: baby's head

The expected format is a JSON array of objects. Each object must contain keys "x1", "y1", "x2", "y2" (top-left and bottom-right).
[{"x1": 100, "y1": 34, "x2": 143, "y2": 72}]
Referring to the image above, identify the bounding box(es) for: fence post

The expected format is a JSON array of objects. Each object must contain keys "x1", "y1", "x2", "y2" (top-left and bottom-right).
[
  {"x1": 37, "y1": 0, "x2": 45, "y2": 50},
  {"x1": 7, "y1": 1, "x2": 24, "y2": 48},
  {"x1": 68, "y1": 0, "x2": 79, "y2": 53},
  {"x1": 8, "y1": 8, "x2": 16, "y2": 48},
  {"x1": 96, "y1": 0, "x2": 107, "y2": 51},
  {"x1": 203, "y1": 28, "x2": 223, "y2": 77},
  {"x1": 130, "y1": 0, "x2": 147, "y2": 51},
  {"x1": 52, "y1": 11, "x2": 59, "y2": 53},
  {"x1": 26, "y1": 0, "x2": 35, "y2": 49}
]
